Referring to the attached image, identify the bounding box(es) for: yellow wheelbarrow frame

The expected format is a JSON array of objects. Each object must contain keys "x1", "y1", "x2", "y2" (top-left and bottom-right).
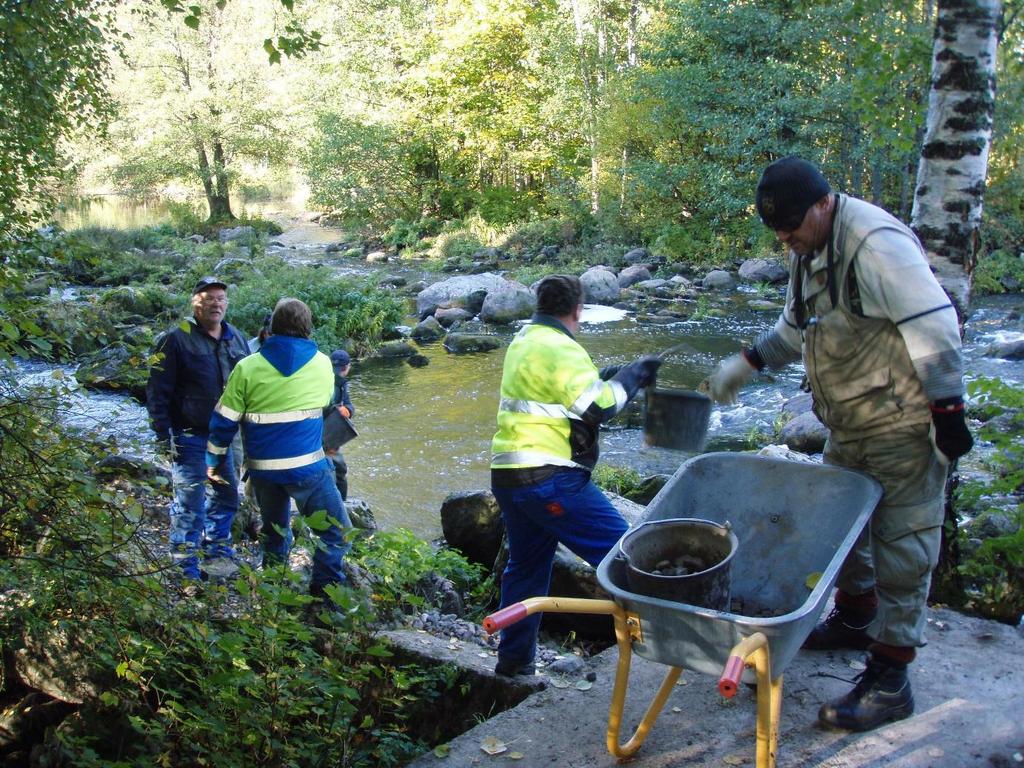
[{"x1": 484, "y1": 596, "x2": 782, "y2": 768}]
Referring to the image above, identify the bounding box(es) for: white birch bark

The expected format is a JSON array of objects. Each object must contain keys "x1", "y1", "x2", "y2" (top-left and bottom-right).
[{"x1": 911, "y1": 0, "x2": 1001, "y2": 315}]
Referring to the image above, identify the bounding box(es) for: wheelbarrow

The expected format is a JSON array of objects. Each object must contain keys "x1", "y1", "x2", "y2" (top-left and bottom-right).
[{"x1": 484, "y1": 452, "x2": 882, "y2": 768}]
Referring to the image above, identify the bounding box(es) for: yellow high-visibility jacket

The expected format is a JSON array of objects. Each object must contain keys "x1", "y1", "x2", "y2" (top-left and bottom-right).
[{"x1": 491, "y1": 316, "x2": 628, "y2": 471}]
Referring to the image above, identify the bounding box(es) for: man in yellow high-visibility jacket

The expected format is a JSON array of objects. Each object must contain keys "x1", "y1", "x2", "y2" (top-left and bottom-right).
[{"x1": 490, "y1": 274, "x2": 661, "y2": 677}]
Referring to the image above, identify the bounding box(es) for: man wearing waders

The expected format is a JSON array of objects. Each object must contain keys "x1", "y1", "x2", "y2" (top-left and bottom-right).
[{"x1": 707, "y1": 156, "x2": 974, "y2": 731}]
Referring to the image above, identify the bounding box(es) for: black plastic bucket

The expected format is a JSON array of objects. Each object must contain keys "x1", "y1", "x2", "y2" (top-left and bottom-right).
[
  {"x1": 643, "y1": 388, "x2": 712, "y2": 451},
  {"x1": 618, "y1": 518, "x2": 738, "y2": 610},
  {"x1": 323, "y1": 408, "x2": 358, "y2": 450}
]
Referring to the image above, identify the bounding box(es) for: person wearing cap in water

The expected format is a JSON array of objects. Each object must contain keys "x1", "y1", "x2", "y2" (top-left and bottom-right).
[
  {"x1": 706, "y1": 156, "x2": 973, "y2": 732},
  {"x1": 146, "y1": 276, "x2": 251, "y2": 583},
  {"x1": 325, "y1": 348, "x2": 355, "y2": 500}
]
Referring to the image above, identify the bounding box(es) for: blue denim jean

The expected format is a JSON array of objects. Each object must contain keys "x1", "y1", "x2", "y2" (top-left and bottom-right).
[
  {"x1": 170, "y1": 431, "x2": 238, "y2": 578},
  {"x1": 250, "y1": 464, "x2": 352, "y2": 592},
  {"x1": 491, "y1": 469, "x2": 628, "y2": 667}
]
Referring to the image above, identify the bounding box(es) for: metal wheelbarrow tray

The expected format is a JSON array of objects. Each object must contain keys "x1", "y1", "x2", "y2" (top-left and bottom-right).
[{"x1": 485, "y1": 452, "x2": 882, "y2": 767}]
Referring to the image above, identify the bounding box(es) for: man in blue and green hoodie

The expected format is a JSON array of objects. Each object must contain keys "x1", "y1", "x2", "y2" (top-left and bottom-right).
[{"x1": 206, "y1": 297, "x2": 352, "y2": 602}]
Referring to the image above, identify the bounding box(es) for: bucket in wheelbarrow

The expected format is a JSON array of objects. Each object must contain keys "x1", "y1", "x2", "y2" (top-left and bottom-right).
[
  {"x1": 618, "y1": 518, "x2": 737, "y2": 610},
  {"x1": 643, "y1": 387, "x2": 711, "y2": 451}
]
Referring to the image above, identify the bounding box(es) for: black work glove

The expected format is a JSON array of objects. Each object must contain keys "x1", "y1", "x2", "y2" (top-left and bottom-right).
[
  {"x1": 598, "y1": 364, "x2": 623, "y2": 381},
  {"x1": 930, "y1": 398, "x2": 973, "y2": 464},
  {"x1": 612, "y1": 355, "x2": 663, "y2": 399},
  {"x1": 633, "y1": 355, "x2": 663, "y2": 388}
]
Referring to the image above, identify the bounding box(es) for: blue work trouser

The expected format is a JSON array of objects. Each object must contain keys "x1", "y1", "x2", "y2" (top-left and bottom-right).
[
  {"x1": 170, "y1": 431, "x2": 238, "y2": 578},
  {"x1": 250, "y1": 464, "x2": 353, "y2": 592},
  {"x1": 491, "y1": 468, "x2": 628, "y2": 667}
]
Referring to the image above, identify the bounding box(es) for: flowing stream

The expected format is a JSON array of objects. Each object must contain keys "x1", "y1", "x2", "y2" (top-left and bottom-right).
[{"x1": 40, "y1": 203, "x2": 1024, "y2": 540}]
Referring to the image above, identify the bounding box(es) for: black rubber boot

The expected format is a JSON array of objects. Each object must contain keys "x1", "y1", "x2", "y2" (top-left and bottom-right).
[
  {"x1": 818, "y1": 657, "x2": 914, "y2": 731},
  {"x1": 802, "y1": 605, "x2": 874, "y2": 651},
  {"x1": 494, "y1": 658, "x2": 536, "y2": 678}
]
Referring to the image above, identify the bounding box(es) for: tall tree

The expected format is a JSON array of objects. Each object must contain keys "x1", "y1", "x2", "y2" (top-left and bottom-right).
[
  {"x1": 0, "y1": 1, "x2": 117, "y2": 240},
  {"x1": 911, "y1": 0, "x2": 1001, "y2": 313},
  {"x1": 108, "y1": 0, "x2": 298, "y2": 221}
]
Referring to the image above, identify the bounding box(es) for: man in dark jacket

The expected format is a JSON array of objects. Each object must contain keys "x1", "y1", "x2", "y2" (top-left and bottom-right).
[
  {"x1": 146, "y1": 276, "x2": 251, "y2": 580},
  {"x1": 325, "y1": 349, "x2": 355, "y2": 500}
]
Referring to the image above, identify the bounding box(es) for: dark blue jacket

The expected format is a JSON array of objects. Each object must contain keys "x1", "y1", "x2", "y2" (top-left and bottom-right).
[
  {"x1": 327, "y1": 374, "x2": 355, "y2": 418},
  {"x1": 146, "y1": 317, "x2": 250, "y2": 440}
]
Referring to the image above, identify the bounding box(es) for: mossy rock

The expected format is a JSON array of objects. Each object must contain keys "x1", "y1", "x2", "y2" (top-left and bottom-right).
[{"x1": 75, "y1": 343, "x2": 149, "y2": 402}]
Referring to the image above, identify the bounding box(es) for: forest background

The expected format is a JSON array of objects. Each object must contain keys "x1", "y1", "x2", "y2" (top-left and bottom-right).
[
  {"x1": 5, "y1": 0, "x2": 1023, "y2": 277},
  {"x1": 1, "y1": 1, "x2": 1023, "y2": 766}
]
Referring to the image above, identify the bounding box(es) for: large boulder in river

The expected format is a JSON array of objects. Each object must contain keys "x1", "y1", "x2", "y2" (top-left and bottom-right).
[
  {"x1": 376, "y1": 340, "x2": 418, "y2": 358},
  {"x1": 702, "y1": 269, "x2": 735, "y2": 290},
  {"x1": 580, "y1": 266, "x2": 620, "y2": 304},
  {"x1": 440, "y1": 490, "x2": 504, "y2": 569},
  {"x1": 443, "y1": 333, "x2": 503, "y2": 354},
  {"x1": 75, "y1": 343, "x2": 147, "y2": 402},
  {"x1": 780, "y1": 411, "x2": 829, "y2": 455},
  {"x1": 416, "y1": 273, "x2": 526, "y2": 319},
  {"x1": 623, "y1": 247, "x2": 651, "y2": 265},
  {"x1": 986, "y1": 339, "x2": 1024, "y2": 360},
  {"x1": 218, "y1": 225, "x2": 256, "y2": 244},
  {"x1": 617, "y1": 265, "x2": 652, "y2": 288},
  {"x1": 435, "y1": 307, "x2": 473, "y2": 327},
  {"x1": 738, "y1": 258, "x2": 788, "y2": 285},
  {"x1": 479, "y1": 286, "x2": 535, "y2": 324},
  {"x1": 411, "y1": 316, "x2": 445, "y2": 342}
]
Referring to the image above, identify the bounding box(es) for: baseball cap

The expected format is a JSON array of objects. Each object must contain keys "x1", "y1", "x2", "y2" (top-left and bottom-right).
[
  {"x1": 193, "y1": 276, "x2": 228, "y2": 294},
  {"x1": 330, "y1": 349, "x2": 351, "y2": 367},
  {"x1": 755, "y1": 156, "x2": 832, "y2": 231}
]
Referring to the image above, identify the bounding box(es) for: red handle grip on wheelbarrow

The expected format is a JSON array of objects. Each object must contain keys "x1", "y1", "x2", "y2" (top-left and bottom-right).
[
  {"x1": 718, "y1": 655, "x2": 745, "y2": 698},
  {"x1": 483, "y1": 603, "x2": 529, "y2": 634}
]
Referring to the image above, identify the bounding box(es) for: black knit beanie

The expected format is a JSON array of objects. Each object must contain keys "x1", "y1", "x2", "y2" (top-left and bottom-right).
[{"x1": 755, "y1": 156, "x2": 832, "y2": 230}]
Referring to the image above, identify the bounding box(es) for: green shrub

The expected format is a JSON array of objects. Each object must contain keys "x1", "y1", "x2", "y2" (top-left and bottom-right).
[
  {"x1": 226, "y1": 259, "x2": 406, "y2": 355},
  {"x1": 476, "y1": 186, "x2": 538, "y2": 226},
  {"x1": 350, "y1": 529, "x2": 491, "y2": 620},
  {"x1": 973, "y1": 249, "x2": 1024, "y2": 294},
  {"x1": 0, "y1": 373, "x2": 478, "y2": 766},
  {"x1": 234, "y1": 215, "x2": 284, "y2": 237},
  {"x1": 953, "y1": 377, "x2": 1024, "y2": 624},
  {"x1": 592, "y1": 464, "x2": 645, "y2": 498},
  {"x1": 429, "y1": 230, "x2": 485, "y2": 264},
  {"x1": 500, "y1": 217, "x2": 577, "y2": 254},
  {"x1": 166, "y1": 200, "x2": 208, "y2": 237}
]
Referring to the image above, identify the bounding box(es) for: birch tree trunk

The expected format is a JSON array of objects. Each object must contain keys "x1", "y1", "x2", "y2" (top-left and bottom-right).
[{"x1": 911, "y1": 0, "x2": 1001, "y2": 316}]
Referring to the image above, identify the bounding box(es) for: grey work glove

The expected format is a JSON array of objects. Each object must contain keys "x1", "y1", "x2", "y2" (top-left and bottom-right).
[{"x1": 707, "y1": 353, "x2": 756, "y2": 405}]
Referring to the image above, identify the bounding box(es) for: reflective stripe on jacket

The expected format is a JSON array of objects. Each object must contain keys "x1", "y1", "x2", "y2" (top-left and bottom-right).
[
  {"x1": 491, "y1": 318, "x2": 625, "y2": 471},
  {"x1": 207, "y1": 335, "x2": 334, "y2": 483}
]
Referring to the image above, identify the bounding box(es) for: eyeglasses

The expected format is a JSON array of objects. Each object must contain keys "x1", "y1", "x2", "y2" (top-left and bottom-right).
[{"x1": 772, "y1": 213, "x2": 807, "y2": 234}]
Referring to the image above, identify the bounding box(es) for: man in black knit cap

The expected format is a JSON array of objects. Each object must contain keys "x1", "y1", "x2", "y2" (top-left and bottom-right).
[{"x1": 706, "y1": 156, "x2": 974, "y2": 731}]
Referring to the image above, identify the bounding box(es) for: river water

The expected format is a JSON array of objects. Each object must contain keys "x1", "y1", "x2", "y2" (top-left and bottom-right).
[{"x1": 42, "y1": 202, "x2": 1024, "y2": 540}]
